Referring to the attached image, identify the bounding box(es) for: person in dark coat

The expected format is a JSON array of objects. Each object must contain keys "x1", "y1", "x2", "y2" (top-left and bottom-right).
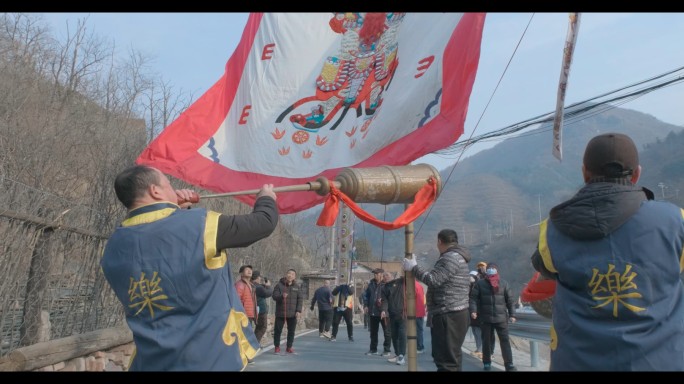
[
  {"x1": 271, "y1": 269, "x2": 304, "y2": 354},
  {"x1": 469, "y1": 262, "x2": 517, "y2": 372},
  {"x1": 381, "y1": 274, "x2": 407, "y2": 366},
  {"x1": 310, "y1": 280, "x2": 333, "y2": 338},
  {"x1": 251, "y1": 271, "x2": 273, "y2": 345},
  {"x1": 360, "y1": 282, "x2": 369, "y2": 329},
  {"x1": 468, "y1": 270, "x2": 483, "y2": 358},
  {"x1": 363, "y1": 268, "x2": 392, "y2": 356}
]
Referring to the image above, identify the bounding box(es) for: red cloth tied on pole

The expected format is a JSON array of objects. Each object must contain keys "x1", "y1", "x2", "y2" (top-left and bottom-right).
[{"x1": 316, "y1": 177, "x2": 438, "y2": 230}]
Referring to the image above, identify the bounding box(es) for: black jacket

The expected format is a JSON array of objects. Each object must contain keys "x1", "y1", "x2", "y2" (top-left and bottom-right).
[
  {"x1": 311, "y1": 285, "x2": 333, "y2": 311},
  {"x1": 272, "y1": 278, "x2": 304, "y2": 318},
  {"x1": 469, "y1": 277, "x2": 516, "y2": 324},
  {"x1": 216, "y1": 196, "x2": 278, "y2": 249},
  {"x1": 381, "y1": 277, "x2": 406, "y2": 319},
  {"x1": 363, "y1": 279, "x2": 385, "y2": 317},
  {"x1": 468, "y1": 275, "x2": 481, "y2": 327}
]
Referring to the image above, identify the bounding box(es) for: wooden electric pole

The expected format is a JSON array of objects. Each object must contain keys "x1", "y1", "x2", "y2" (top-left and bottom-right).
[{"x1": 404, "y1": 206, "x2": 418, "y2": 372}]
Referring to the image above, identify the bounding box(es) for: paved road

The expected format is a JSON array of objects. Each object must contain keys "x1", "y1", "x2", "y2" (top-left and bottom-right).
[{"x1": 245, "y1": 323, "x2": 546, "y2": 372}]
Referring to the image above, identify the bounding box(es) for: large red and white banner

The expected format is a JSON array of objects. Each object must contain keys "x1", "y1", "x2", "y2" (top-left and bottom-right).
[{"x1": 137, "y1": 13, "x2": 486, "y2": 213}]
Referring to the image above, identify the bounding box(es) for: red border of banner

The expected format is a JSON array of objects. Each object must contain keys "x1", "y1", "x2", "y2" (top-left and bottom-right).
[{"x1": 137, "y1": 13, "x2": 486, "y2": 214}]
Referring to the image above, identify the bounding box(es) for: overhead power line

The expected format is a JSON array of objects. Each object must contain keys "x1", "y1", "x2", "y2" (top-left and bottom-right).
[
  {"x1": 436, "y1": 65, "x2": 684, "y2": 156},
  {"x1": 412, "y1": 64, "x2": 684, "y2": 242}
]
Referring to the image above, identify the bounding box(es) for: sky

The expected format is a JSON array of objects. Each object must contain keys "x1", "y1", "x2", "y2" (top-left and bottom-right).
[{"x1": 41, "y1": 12, "x2": 684, "y2": 171}]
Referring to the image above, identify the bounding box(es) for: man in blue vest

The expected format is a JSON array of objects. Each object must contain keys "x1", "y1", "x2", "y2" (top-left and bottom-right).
[
  {"x1": 531, "y1": 132, "x2": 684, "y2": 371},
  {"x1": 101, "y1": 165, "x2": 278, "y2": 371}
]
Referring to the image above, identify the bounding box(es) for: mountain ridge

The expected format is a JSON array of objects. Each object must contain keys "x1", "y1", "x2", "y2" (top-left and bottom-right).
[{"x1": 294, "y1": 105, "x2": 684, "y2": 295}]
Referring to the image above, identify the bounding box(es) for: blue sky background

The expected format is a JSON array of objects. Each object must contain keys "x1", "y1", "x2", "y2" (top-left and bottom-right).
[{"x1": 41, "y1": 13, "x2": 684, "y2": 171}]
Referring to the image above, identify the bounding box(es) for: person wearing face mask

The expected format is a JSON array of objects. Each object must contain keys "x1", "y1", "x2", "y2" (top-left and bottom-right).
[
  {"x1": 474, "y1": 262, "x2": 496, "y2": 357},
  {"x1": 469, "y1": 262, "x2": 517, "y2": 372}
]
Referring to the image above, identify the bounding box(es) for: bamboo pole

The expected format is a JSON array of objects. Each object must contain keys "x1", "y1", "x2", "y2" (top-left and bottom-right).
[
  {"x1": 198, "y1": 180, "x2": 340, "y2": 199},
  {"x1": 404, "y1": 208, "x2": 417, "y2": 372}
]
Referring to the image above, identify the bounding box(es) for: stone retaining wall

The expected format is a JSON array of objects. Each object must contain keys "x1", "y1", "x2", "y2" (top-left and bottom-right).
[
  {"x1": 31, "y1": 314, "x2": 310, "y2": 371},
  {"x1": 33, "y1": 343, "x2": 135, "y2": 371}
]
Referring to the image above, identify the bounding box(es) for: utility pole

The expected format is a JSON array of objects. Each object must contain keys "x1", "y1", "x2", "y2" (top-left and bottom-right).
[
  {"x1": 329, "y1": 224, "x2": 336, "y2": 274},
  {"x1": 538, "y1": 194, "x2": 542, "y2": 224},
  {"x1": 658, "y1": 182, "x2": 665, "y2": 199},
  {"x1": 404, "y1": 209, "x2": 418, "y2": 372}
]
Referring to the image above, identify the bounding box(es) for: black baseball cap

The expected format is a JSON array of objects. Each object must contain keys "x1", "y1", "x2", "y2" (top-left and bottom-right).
[{"x1": 583, "y1": 133, "x2": 638, "y2": 178}]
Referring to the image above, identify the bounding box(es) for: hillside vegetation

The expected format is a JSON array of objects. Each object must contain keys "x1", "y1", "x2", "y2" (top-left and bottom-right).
[
  {"x1": 304, "y1": 108, "x2": 684, "y2": 296},
  {"x1": 0, "y1": 13, "x2": 314, "y2": 343}
]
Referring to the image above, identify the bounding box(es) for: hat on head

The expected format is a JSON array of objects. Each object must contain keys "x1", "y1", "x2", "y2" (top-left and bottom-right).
[
  {"x1": 477, "y1": 261, "x2": 487, "y2": 268},
  {"x1": 583, "y1": 133, "x2": 638, "y2": 178},
  {"x1": 372, "y1": 268, "x2": 384, "y2": 274},
  {"x1": 238, "y1": 264, "x2": 253, "y2": 274},
  {"x1": 469, "y1": 270, "x2": 479, "y2": 276},
  {"x1": 250, "y1": 270, "x2": 261, "y2": 281}
]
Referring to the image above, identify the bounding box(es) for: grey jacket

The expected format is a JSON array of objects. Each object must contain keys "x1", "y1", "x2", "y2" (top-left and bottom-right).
[{"x1": 413, "y1": 244, "x2": 472, "y2": 318}]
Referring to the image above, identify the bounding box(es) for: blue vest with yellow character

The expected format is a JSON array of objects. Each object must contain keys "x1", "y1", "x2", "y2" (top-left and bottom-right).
[
  {"x1": 539, "y1": 202, "x2": 684, "y2": 371},
  {"x1": 101, "y1": 202, "x2": 259, "y2": 371}
]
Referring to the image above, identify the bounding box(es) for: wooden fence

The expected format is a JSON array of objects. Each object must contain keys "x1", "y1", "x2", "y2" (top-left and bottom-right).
[{"x1": 0, "y1": 209, "x2": 126, "y2": 359}]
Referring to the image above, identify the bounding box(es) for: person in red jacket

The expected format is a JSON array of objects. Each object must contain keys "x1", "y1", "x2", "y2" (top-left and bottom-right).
[
  {"x1": 415, "y1": 280, "x2": 427, "y2": 354},
  {"x1": 235, "y1": 265, "x2": 258, "y2": 326}
]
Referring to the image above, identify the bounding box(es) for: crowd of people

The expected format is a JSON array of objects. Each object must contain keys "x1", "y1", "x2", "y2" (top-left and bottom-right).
[
  {"x1": 101, "y1": 132, "x2": 684, "y2": 371},
  {"x1": 228, "y1": 261, "x2": 510, "y2": 371}
]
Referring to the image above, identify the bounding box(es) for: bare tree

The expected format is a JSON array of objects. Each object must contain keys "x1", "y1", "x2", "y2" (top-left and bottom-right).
[{"x1": 0, "y1": 13, "x2": 319, "y2": 356}]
